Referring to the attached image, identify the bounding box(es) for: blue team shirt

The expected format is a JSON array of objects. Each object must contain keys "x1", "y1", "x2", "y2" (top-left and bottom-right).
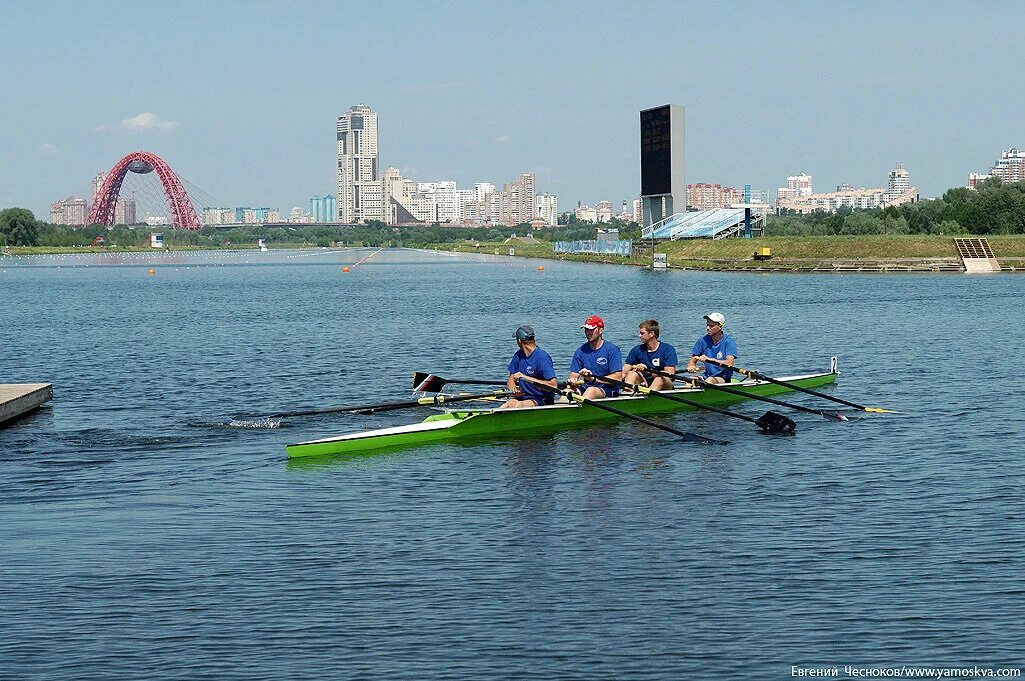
[
  {"x1": 570, "y1": 340, "x2": 624, "y2": 381},
  {"x1": 507, "y1": 347, "x2": 557, "y2": 400},
  {"x1": 691, "y1": 333, "x2": 738, "y2": 381},
  {"x1": 626, "y1": 341, "x2": 679, "y2": 372}
]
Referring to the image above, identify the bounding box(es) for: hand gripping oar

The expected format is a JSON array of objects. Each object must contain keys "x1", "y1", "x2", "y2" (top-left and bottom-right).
[
  {"x1": 412, "y1": 372, "x2": 507, "y2": 393},
  {"x1": 701, "y1": 358, "x2": 896, "y2": 414},
  {"x1": 643, "y1": 367, "x2": 849, "y2": 422},
  {"x1": 268, "y1": 389, "x2": 513, "y2": 419},
  {"x1": 528, "y1": 380, "x2": 722, "y2": 445},
  {"x1": 594, "y1": 375, "x2": 796, "y2": 435}
]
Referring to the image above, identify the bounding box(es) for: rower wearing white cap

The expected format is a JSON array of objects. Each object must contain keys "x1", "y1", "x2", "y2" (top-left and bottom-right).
[{"x1": 686, "y1": 312, "x2": 737, "y2": 384}]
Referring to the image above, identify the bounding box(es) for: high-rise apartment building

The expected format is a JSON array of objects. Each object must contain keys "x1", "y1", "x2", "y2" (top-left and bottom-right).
[
  {"x1": 417, "y1": 181, "x2": 459, "y2": 223},
  {"x1": 494, "y1": 174, "x2": 536, "y2": 225},
  {"x1": 308, "y1": 194, "x2": 338, "y2": 222},
  {"x1": 969, "y1": 148, "x2": 1025, "y2": 188},
  {"x1": 788, "y1": 172, "x2": 813, "y2": 195},
  {"x1": 536, "y1": 193, "x2": 558, "y2": 226},
  {"x1": 92, "y1": 173, "x2": 106, "y2": 203},
  {"x1": 688, "y1": 183, "x2": 742, "y2": 210},
  {"x1": 887, "y1": 163, "x2": 910, "y2": 198},
  {"x1": 337, "y1": 104, "x2": 383, "y2": 223},
  {"x1": 777, "y1": 172, "x2": 813, "y2": 207},
  {"x1": 778, "y1": 164, "x2": 917, "y2": 214},
  {"x1": 632, "y1": 198, "x2": 643, "y2": 224},
  {"x1": 115, "y1": 196, "x2": 137, "y2": 225},
  {"x1": 50, "y1": 197, "x2": 88, "y2": 225}
]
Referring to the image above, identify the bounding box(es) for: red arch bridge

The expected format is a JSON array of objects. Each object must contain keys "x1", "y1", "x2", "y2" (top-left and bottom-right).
[{"x1": 87, "y1": 151, "x2": 202, "y2": 230}]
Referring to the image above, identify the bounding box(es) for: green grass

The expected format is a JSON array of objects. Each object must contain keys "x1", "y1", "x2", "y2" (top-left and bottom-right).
[{"x1": 425, "y1": 235, "x2": 1025, "y2": 266}]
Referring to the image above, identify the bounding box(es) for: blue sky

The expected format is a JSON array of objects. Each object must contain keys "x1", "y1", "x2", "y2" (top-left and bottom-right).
[{"x1": 1, "y1": 0, "x2": 1023, "y2": 218}]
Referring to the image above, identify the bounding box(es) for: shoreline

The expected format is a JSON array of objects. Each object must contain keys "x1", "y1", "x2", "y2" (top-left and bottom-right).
[
  {"x1": 6, "y1": 237, "x2": 1025, "y2": 273},
  {"x1": 425, "y1": 235, "x2": 1025, "y2": 273}
]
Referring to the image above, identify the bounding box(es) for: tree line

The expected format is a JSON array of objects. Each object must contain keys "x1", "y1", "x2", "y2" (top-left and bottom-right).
[
  {"x1": 768, "y1": 177, "x2": 1025, "y2": 236},
  {"x1": 0, "y1": 209, "x2": 640, "y2": 248}
]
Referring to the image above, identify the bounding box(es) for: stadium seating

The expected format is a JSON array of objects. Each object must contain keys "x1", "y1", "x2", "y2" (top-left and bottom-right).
[{"x1": 641, "y1": 208, "x2": 749, "y2": 240}]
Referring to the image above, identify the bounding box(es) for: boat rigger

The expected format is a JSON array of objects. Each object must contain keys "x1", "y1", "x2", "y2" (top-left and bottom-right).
[{"x1": 285, "y1": 367, "x2": 839, "y2": 459}]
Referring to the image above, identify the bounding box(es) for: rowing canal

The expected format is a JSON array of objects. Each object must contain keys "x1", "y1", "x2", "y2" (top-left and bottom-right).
[{"x1": 2, "y1": 248, "x2": 1023, "y2": 679}]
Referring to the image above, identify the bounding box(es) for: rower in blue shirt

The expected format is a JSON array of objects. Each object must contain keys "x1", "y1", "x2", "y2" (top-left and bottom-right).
[
  {"x1": 623, "y1": 318, "x2": 678, "y2": 390},
  {"x1": 569, "y1": 315, "x2": 624, "y2": 399},
  {"x1": 501, "y1": 325, "x2": 558, "y2": 409},
  {"x1": 686, "y1": 312, "x2": 738, "y2": 384}
]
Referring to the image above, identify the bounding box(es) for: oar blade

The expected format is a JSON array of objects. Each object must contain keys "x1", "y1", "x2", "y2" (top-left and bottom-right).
[
  {"x1": 754, "y1": 410, "x2": 797, "y2": 435},
  {"x1": 682, "y1": 432, "x2": 725, "y2": 445},
  {"x1": 864, "y1": 407, "x2": 899, "y2": 414},
  {"x1": 412, "y1": 373, "x2": 447, "y2": 393}
]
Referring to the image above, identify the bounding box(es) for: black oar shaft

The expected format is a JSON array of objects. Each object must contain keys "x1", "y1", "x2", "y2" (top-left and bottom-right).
[
  {"x1": 270, "y1": 390, "x2": 511, "y2": 419},
  {"x1": 701, "y1": 358, "x2": 887, "y2": 412},
  {"x1": 644, "y1": 367, "x2": 843, "y2": 421},
  {"x1": 354, "y1": 390, "x2": 511, "y2": 415},
  {"x1": 596, "y1": 375, "x2": 759, "y2": 424},
  {"x1": 529, "y1": 380, "x2": 718, "y2": 444},
  {"x1": 570, "y1": 393, "x2": 717, "y2": 443}
]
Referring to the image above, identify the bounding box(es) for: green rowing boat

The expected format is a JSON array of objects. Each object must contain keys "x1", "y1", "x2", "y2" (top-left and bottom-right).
[{"x1": 286, "y1": 362, "x2": 839, "y2": 459}]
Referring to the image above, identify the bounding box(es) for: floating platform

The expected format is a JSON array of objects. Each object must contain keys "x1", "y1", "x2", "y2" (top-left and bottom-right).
[{"x1": 0, "y1": 384, "x2": 53, "y2": 427}]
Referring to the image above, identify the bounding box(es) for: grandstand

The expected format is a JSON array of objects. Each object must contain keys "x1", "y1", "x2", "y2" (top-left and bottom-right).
[{"x1": 641, "y1": 208, "x2": 763, "y2": 240}]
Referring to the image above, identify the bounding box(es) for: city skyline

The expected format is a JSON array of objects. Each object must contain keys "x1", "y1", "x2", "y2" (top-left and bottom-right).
[{"x1": 3, "y1": 1, "x2": 1024, "y2": 220}]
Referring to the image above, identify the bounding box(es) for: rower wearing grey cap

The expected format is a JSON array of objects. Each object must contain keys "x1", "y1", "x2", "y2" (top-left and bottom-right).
[
  {"x1": 500, "y1": 325, "x2": 558, "y2": 409},
  {"x1": 686, "y1": 312, "x2": 738, "y2": 384}
]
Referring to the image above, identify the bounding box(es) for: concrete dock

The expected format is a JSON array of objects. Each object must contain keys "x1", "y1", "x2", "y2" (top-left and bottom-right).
[{"x1": 0, "y1": 384, "x2": 53, "y2": 427}]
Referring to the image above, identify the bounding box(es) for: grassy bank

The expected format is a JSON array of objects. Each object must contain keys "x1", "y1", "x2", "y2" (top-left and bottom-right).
[{"x1": 428, "y1": 235, "x2": 1025, "y2": 268}]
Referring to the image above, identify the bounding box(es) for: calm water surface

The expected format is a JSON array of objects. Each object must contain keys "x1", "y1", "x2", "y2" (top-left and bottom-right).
[{"x1": 1, "y1": 248, "x2": 1023, "y2": 679}]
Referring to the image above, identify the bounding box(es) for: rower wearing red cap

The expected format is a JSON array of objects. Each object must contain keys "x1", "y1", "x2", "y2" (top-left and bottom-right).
[{"x1": 569, "y1": 315, "x2": 624, "y2": 399}]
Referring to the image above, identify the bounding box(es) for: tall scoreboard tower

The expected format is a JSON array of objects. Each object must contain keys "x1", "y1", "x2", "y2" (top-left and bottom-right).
[{"x1": 640, "y1": 104, "x2": 685, "y2": 229}]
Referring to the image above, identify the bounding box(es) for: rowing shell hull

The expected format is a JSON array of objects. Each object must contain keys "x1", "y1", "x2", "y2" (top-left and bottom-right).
[{"x1": 286, "y1": 370, "x2": 838, "y2": 459}]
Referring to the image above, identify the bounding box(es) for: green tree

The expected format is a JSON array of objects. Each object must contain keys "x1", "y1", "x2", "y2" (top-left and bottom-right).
[
  {"x1": 0, "y1": 208, "x2": 40, "y2": 246},
  {"x1": 840, "y1": 212, "x2": 883, "y2": 235},
  {"x1": 933, "y1": 219, "x2": 965, "y2": 235}
]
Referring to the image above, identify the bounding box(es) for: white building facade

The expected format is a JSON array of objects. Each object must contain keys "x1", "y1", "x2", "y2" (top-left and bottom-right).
[
  {"x1": 337, "y1": 104, "x2": 384, "y2": 223},
  {"x1": 536, "y1": 193, "x2": 558, "y2": 226}
]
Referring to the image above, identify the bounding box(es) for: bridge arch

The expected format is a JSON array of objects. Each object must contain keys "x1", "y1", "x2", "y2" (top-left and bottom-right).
[{"x1": 87, "y1": 151, "x2": 202, "y2": 229}]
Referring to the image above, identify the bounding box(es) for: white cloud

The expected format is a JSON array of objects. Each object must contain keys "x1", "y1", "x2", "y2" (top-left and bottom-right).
[
  {"x1": 96, "y1": 112, "x2": 180, "y2": 134},
  {"x1": 494, "y1": 135, "x2": 511, "y2": 144},
  {"x1": 36, "y1": 143, "x2": 59, "y2": 154}
]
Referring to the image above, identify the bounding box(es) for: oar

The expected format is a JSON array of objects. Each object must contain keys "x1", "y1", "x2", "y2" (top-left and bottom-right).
[
  {"x1": 643, "y1": 367, "x2": 849, "y2": 422},
  {"x1": 594, "y1": 375, "x2": 796, "y2": 435},
  {"x1": 412, "y1": 372, "x2": 507, "y2": 393},
  {"x1": 702, "y1": 358, "x2": 897, "y2": 413},
  {"x1": 351, "y1": 389, "x2": 515, "y2": 415},
  {"x1": 269, "y1": 389, "x2": 513, "y2": 419},
  {"x1": 528, "y1": 380, "x2": 722, "y2": 445}
]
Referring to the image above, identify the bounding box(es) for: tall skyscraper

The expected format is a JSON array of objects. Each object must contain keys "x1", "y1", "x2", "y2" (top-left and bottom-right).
[{"x1": 336, "y1": 104, "x2": 383, "y2": 223}]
